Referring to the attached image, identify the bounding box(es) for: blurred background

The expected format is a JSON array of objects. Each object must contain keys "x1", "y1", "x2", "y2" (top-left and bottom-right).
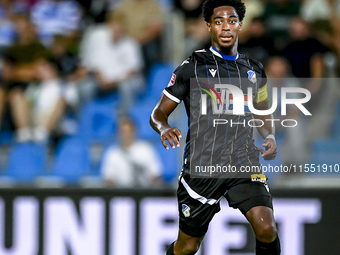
[
  {"x1": 0, "y1": 0, "x2": 339, "y2": 188},
  {"x1": 0, "y1": 0, "x2": 339, "y2": 254}
]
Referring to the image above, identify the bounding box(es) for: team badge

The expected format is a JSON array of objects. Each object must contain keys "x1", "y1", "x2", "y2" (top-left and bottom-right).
[
  {"x1": 247, "y1": 70, "x2": 257, "y2": 84},
  {"x1": 167, "y1": 73, "x2": 176, "y2": 87},
  {"x1": 182, "y1": 204, "x2": 190, "y2": 217}
]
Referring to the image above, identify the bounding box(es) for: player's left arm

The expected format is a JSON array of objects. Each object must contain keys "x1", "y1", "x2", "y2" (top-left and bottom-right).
[{"x1": 253, "y1": 84, "x2": 277, "y2": 161}]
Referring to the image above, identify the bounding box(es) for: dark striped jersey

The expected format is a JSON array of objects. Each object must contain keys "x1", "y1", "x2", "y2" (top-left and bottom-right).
[{"x1": 163, "y1": 47, "x2": 267, "y2": 176}]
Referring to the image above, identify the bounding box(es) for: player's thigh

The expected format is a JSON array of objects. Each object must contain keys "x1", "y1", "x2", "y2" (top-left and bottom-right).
[
  {"x1": 226, "y1": 182, "x2": 276, "y2": 241},
  {"x1": 226, "y1": 181, "x2": 272, "y2": 214},
  {"x1": 177, "y1": 172, "x2": 224, "y2": 237}
]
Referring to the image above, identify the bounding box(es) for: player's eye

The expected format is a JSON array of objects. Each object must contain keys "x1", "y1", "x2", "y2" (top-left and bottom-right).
[
  {"x1": 230, "y1": 20, "x2": 237, "y2": 24},
  {"x1": 216, "y1": 20, "x2": 222, "y2": 25}
]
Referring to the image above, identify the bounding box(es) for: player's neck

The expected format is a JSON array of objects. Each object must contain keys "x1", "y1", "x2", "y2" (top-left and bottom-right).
[
  {"x1": 211, "y1": 39, "x2": 238, "y2": 56},
  {"x1": 210, "y1": 46, "x2": 238, "y2": 61}
]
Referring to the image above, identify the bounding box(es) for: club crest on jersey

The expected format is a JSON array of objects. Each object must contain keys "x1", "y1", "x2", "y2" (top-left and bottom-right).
[
  {"x1": 182, "y1": 204, "x2": 190, "y2": 217},
  {"x1": 247, "y1": 70, "x2": 257, "y2": 84},
  {"x1": 167, "y1": 73, "x2": 176, "y2": 87}
]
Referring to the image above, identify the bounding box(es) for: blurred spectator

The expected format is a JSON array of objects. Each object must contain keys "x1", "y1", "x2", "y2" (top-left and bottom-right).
[
  {"x1": 307, "y1": 0, "x2": 340, "y2": 76},
  {"x1": 26, "y1": 58, "x2": 66, "y2": 142},
  {"x1": 0, "y1": 1, "x2": 16, "y2": 54},
  {"x1": 239, "y1": 17, "x2": 278, "y2": 65},
  {"x1": 0, "y1": 86, "x2": 4, "y2": 128},
  {"x1": 79, "y1": 12, "x2": 144, "y2": 113},
  {"x1": 114, "y1": 0, "x2": 164, "y2": 73},
  {"x1": 1, "y1": 15, "x2": 51, "y2": 142},
  {"x1": 30, "y1": 0, "x2": 82, "y2": 46},
  {"x1": 76, "y1": 0, "x2": 111, "y2": 24},
  {"x1": 173, "y1": 0, "x2": 210, "y2": 56},
  {"x1": 262, "y1": 0, "x2": 300, "y2": 48},
  {"x1": 101, "y1": 117, "x2": 162, "y2": 188},
  {"x1": 281, "y1": 17, "x2": 331, "y2": 120},
  {"x1": 174, "y1": 0, "x2": 203, "y2": 19},
  {"x1": 282, "y1": 17, "x2": 329, "y2": 79},
  {"x1": 301, "y1": 0, "x2": 340, "y2": 23},
  {"x1": 184, "y1": 15, "x2": 210, "y2": 56},
  {"x1": 265, "y1": 56, "x2": 308, "y2": 165},
  {"x1": 51, "y1": 34, "x2": 80, "y2": 79},
  {"x1": 240, "y1": 0, "x2": 264, "y2": 31}
]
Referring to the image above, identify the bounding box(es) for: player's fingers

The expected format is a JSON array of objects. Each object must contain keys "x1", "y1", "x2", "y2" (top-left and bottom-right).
[
  {"x1": 169, "y1": 132, "x2": 180, "y2": 148},
  {"x1": 174, "y1": 129, "x2": 182, "y2": 140},
  {"x1": 261, "y1": 146, "x2": 275, "y2": 157},
  {"x1": 165, "y1": 134, "x2": 176, "y2": 149},
  {"x1": 264, "y1": 147, "x2": 277, "y2": 160},
  {"x1": 258, "y1": 147, "x2": 265, "y2": 156},
  {"x1": 161, "y1": 135, "x2": 169, "y2": 150}
]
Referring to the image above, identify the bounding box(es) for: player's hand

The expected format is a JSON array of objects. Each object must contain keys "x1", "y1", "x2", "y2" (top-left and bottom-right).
[
  {"x1": 160, "y1": 127, "x2": 182, "y2": 150},
  {"x1": 258, "y1": 138, "x2": 277, "y2": 160}
]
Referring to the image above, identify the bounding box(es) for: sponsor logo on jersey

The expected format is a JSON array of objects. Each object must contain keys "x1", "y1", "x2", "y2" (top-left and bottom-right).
[
  {"x1": 182, "y1": 204, "x2": 190, "y2": 217},
  {"x1": 251, "y1": 174, "x2": 267, "y2": 184},
  {"x1": 209, "y1": 68, "x2": 217, "y2": 77},
  {"x1": 247, "y1": 70, "x2": 257, "y2": 83},
  {"x1": 167, "y1": 73, "x2": 176, "y2": 87}
]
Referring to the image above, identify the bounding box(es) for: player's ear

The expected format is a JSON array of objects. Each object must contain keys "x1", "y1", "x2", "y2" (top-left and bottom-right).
[
  {"x1": 239, "y1": 21, "x2": 243, "y2": 32},
  {"x1": 206, "y1": 22, "x2": 211, "y2": 32}
]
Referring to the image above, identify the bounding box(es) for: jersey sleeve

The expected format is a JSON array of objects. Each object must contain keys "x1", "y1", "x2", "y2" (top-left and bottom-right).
[{"x1": 163, "y1": 58, "x2": 193, "y2": 103}]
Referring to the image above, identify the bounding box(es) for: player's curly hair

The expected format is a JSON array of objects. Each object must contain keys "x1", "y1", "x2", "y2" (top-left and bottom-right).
[{"x1": 202, "y1": 0, "x2": 246, "y2": 23}]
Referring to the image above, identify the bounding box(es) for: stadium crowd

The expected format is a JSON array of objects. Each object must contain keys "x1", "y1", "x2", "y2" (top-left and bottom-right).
[{"x1": 0, "y1": 0, "x2": 339, "y2": 187}]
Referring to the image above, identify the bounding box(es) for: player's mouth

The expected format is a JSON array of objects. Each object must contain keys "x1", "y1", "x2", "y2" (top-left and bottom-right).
[{"x1": 220, "y1": 35, "x2": 233, "y2": 42}]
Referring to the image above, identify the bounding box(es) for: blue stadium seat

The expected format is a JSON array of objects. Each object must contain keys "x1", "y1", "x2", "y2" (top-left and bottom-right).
[
  {"x1": 0, "y1": 130, "x2": 14, "y2": 145},
  {"x1": 330, "y1": 118, "x2": 340, "y2": 139},
  {"x1": 77, "y1": 100, "x2": 118, "y2": 142},
  {"x1": 308, "y1": 139, "x2": 340, "y2": 167},
  {"x1": 4, "y1": 142, "x2": 47, "y2": 183},
  {"x1": 129, "y1": 103, "x2": 159, "y2": 141},
  {"x1": 330, "y1": 102, "x2": 340, "y2": 138},
  {"x1": 139, "y1": 63, "x2": 174, "y2": 104},
  {"x1": 156, "y1": 143, "x2": 179, "y2": 183},
  {"x1": 312, "y1": 139, "x2": 340, "y2": 153},
  {"x1": 51, "y1": 138, "x2": 91, "y2": 184},
  {"x1": 94, "y1": 92, "x2": 120, "y2": 106}
]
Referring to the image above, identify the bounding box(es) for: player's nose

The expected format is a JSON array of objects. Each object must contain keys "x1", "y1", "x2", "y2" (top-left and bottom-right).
[{"x1": 222, "y1": 22, "x2": 231, "y2": 31}]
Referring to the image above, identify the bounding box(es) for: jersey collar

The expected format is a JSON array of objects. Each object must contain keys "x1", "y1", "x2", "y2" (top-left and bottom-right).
[{"x1": 210, "y1": 46, "x2": 239, "y2": 61}]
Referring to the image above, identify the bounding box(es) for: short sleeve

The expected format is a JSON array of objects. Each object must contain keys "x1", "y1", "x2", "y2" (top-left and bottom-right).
[{"x1": 163, "y1": 58, "x2": 193, "y2": 103}]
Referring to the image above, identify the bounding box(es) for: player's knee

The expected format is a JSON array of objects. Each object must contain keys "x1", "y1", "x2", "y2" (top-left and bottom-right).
[{"x1": 255, "y1": 223, "x2": 277, "y2": 243}]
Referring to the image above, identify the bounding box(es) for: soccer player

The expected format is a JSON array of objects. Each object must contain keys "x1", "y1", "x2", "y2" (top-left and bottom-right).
[{"x1": 150, "y1": 0, "x2": 280, "y2": 254}]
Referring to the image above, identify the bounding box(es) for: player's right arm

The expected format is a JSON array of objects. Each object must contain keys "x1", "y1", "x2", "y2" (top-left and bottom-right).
[
  {"x1": 150, "y1": 95, "x2": 182, "y2": 150},
  {"x1": 150, "y1": 58, "x2": 192, "y2": 149}
]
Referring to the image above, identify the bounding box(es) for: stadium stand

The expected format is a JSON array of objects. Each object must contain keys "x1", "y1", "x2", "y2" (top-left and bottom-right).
[{"x1": 1, "y1": 142, "x2": 47, "y2": 184}]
